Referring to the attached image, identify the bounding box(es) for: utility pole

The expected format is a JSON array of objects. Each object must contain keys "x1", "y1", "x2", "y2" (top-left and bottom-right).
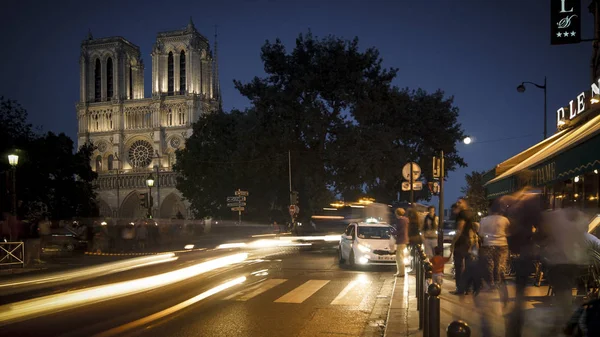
[
  {"x1": 409, "y1": 162, "x2": 414, "y2": 204},
  {"x1": 288, "y1": 150, "x2": 294, "y2": 226}
]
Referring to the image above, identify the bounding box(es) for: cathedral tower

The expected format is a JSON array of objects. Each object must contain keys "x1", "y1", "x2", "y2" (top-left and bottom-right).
[
  {"x1": 152, "y1": 18, "x2": 215, "y2": 99},
  {"x1": 79, "y1": 31, "x2": 144, "y2": 103}
]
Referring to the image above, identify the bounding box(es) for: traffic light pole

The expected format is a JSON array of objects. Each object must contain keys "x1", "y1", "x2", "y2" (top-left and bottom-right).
[{"x1": 437, "y1": 150, "x2": 445, "y2": 249}]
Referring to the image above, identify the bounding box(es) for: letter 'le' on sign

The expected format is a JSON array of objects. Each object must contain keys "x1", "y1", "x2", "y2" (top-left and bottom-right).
[{"x1": 550, "y1": 0, "x2": 581, "y2": 45}]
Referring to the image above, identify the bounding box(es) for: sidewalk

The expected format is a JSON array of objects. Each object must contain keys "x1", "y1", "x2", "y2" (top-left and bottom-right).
[{"x1": 384, "y1": 267, "x2": 576, "y2": 337}]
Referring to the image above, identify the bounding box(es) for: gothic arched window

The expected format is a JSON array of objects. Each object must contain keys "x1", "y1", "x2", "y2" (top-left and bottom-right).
[
  {"x1": 107, "y1": 155, "x2": 114, "y2": 171},
  {"x1": 106, "y1": 57, "x2": 114, "y2": 100},
  {"x1": 167, "y1": 108, "x2": 173, "y2": 126},
  {"x1": 167, "y1": 52, "x2": 174, "y2": 96},
  {"x1": 94, "y1": 59, "x2": 101, "y2": 102},
  {"x1": 95, "y1": 155, "x2": 102, "y2": 172},
  {"x1": 129, "y1": 66, "x2": 134, "y2": 99},
  {"x1": 179, "y1": 50, "x2": 186, "y2": 94}
]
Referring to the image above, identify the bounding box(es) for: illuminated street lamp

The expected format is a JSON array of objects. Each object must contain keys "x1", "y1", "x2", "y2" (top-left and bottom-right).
[
  {"x1": 8, "y1": 154, "x2": 18, "y2": 216},
  {"x1": 146, "y1": 173, "x2": 155, "y2": 218},
  {"x1": 463, "y1": 136, "x2": 472, "y2": 145}
]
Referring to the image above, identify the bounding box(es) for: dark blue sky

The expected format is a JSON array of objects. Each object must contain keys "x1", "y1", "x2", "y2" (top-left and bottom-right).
[{"x1": 0, "y1": 0, "x2": 595, "y2": 208}]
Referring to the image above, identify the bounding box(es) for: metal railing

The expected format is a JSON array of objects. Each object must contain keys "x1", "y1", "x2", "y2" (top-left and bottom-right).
[
  {"x1": 0, "y1": 242, "x2": 25, "y2": 268},
  {"x1": 413, "y1": 244, "x2": 471, "y2": 337}
]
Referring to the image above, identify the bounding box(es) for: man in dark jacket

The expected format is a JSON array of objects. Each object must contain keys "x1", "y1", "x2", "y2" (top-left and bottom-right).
[{"x1": 393, "y1": 208, "x2": 409, "y2": 277}]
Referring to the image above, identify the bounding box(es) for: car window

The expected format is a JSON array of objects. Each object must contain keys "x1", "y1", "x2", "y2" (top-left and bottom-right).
[
  {"x1": 357, "y1": 226, "x2": 392, "y2": 239},
  {"x1": 349, "y1": 226, "x2": 355, "y2": 238},
  {"x1": 345, "y1": 225, "x2": 353, "y2": 236}
]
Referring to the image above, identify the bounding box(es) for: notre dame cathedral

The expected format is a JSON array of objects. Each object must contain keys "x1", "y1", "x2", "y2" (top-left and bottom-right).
[{"x1": 76, "y1": 19, "x2": 220, "y2": 219}]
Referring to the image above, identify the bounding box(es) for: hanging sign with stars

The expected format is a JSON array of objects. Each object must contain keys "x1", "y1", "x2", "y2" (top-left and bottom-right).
[{"x1": 551, "y1": 0, "x2": 581, "y2": 45}]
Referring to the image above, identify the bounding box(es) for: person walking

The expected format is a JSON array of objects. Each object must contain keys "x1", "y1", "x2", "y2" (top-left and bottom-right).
[
  {"x1": 504, "y1": 181, "x2": 543, "y2": 337},
  {"x1": 450, "y1": 197, "x2": 479, "y2": 295},
  {"x1": 430, "y1": 246, "x2": 450, "y2": 285},
  {"x1": 478, "y1": 203, "x2": 511, "y2": 290},
  {"x1": 423, "y1": 206, "x2": 439, "y2": 258},
  {"x1": 393, "y1": 208, "x2": 409, "y2": 277}
]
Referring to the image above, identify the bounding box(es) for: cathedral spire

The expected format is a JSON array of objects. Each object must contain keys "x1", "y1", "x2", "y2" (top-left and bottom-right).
[
  {"x1": 187, "y1": 17, "x2": 195, "y2": 32},
  {"x1": 87, "y1": 29, "x2": 93, "y2": 40},
  {"x1": 213, "y1": 25, "x2": 222, "y2": 110}
]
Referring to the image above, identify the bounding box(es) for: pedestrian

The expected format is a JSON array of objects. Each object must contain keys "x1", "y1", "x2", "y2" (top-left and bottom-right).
[
  {"x1": 539, "y1": 207, "x2": 589, "y2": 335},
  {"x1": 392, "y1": 208, "x2": 409, "y2": 277},
  {"x1": 450, "y1": 197, "x2": 480, "y2": 295},
  {"x1": 503, "y1": 179, "x2": 543, "y2": 337},
  {"x1": 478, "y1": 203, "x2": 511, "y2": 290},
  {"x1": 422, "y1": 206, "x2": 439, "y2": 258},
  {"x1": 430, "y1": 246, "x2": 450, "y2": 285}
]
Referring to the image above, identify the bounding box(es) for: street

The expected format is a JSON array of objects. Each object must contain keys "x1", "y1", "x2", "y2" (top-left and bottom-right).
[{"x1": 0, "y1": 245, "x2": 396, "y2": 337}]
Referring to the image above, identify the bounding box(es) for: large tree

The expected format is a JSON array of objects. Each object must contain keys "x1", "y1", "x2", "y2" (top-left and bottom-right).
[
  {"x1": 461, "y1": 170, "x2": 488, "y2": 220},
  {"x1": 0, "y1": 97, "x2": 97, "y2": 220},
  {"x1": 176, "y1": 31, "x2": 466, "y2": 221}
]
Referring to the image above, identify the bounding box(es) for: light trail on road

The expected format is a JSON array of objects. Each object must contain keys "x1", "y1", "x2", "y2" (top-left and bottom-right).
[{"x1": 0, "y1": 253, "x2": 248, "y2": 326}]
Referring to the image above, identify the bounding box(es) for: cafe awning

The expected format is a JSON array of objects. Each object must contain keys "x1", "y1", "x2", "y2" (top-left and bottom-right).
[{"x1": 485, "y1": 112, "x2": 600, "y2": 198}]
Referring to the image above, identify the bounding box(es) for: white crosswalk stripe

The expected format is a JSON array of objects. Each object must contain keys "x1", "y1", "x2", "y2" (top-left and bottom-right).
[
  {"x1": 224, "y1": 279, "x2": 288, "y2": 301},
  {"x1": 330, "y1": 279, "x2": 371, "y2": 306},
  {"x1": 274, "y1": 280, "x2": 330, "y2": 304}
]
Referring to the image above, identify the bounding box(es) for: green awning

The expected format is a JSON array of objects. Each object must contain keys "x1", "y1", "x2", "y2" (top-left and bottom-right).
[{"x1": 484, "y1": 112, "x2": 600, "y2": 199}]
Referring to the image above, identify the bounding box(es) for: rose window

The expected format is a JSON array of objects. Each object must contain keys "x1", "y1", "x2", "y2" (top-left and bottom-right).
[
  {"x1": 97, "y1": 142, "x2": 107, "y2": 153},
  {"x1": 170, "y1": 137, "x2": 181, "y2": 149},
  {"x1": 128, "y1": 140, "x2": 153, "y2": 168}
]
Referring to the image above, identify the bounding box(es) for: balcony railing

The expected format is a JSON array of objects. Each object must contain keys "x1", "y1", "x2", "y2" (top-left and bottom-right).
[{"x1": 95, "y1": 170, "x2": 178, "y2": 190}]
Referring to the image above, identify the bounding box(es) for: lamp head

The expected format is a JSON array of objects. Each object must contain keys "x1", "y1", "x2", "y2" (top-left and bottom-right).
[
  {"x1": 463, "y1": 136, "x2": 472, "y2": 145},
  {"x1": 8, "y1": 154, "x2": 19, "y2": 167},
  {"x1": 146, "y1": 173, "x2": 155, "y2": 187},
  {"x1": 517, "y1": 84, "x2": 526, "y2": 93}
]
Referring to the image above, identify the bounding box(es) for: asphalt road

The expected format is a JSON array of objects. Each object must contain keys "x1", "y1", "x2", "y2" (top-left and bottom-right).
[{"x1": 0, "y1": 246, "x2": 396, "y2": 337}]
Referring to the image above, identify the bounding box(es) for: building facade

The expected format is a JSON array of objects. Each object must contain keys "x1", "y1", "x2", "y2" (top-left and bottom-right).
[{"x1": 76, "y1": 20, "x2": 220, "y2": 219}]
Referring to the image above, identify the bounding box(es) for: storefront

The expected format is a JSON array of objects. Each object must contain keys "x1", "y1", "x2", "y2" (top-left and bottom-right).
[{"x1": 484, "y1": 77, "x2": 600, "y2": 213}]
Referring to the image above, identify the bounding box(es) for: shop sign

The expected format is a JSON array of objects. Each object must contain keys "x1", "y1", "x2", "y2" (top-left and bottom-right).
[
  {"x1": 533, "y1": 162, "x2": 556, "y2": 186},
  {"x1": 556, "y1": 77, "x2": 600, "y2": 126},
  {"x1": 550, "y1": 0, "x2": 581, "y2": 45}
]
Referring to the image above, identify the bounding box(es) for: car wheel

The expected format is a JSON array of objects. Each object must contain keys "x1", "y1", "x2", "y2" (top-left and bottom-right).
[
  {"x1": 348, "y1": 250, "x2": 356, "y2": 268},
  {"x1": 338, "y1": 246, "x2": 345, "y2": 264}
]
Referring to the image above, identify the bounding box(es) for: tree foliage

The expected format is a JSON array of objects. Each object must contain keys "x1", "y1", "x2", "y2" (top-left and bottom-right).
[
  {"x1": 0, "y1": 97, "x2": 97, "y2": 220},
  {"x1": 461, "y1": 170, "x2": 489, "y2": 220},
  {"x1": 175, "y1": 32, "x2": 466, "y2": 221}
]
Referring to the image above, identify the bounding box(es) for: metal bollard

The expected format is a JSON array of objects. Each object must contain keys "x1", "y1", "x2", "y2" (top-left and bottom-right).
[
  {"x1": 418, "y1": 252, "x2": 427, "y2": 328},
  {"x1": 428, "y1": 283, "x2": 441, "y2": 337},
  {"x1": 446, "y1": 320, "x2": 471, "y2": 337},
  {"x1": 423, "y1": 262, "x2": 433, "y2": 337},
  {"x1": 416, "y1": 248, "x2": 422, "y2": 302}
]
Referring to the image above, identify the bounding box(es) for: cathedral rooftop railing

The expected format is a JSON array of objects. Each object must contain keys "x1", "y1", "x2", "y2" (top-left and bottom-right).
[{"x1": 94, "y1": 169, "x2": 178, "y2": 190}]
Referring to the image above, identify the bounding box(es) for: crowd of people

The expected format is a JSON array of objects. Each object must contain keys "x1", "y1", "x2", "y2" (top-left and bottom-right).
[{"x1": 391, "y1": 185, "x2": 599, "y2": 336}]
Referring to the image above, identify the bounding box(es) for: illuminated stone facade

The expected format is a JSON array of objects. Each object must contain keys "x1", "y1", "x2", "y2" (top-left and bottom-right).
[{"x1": 76, "y1": 20, "x2": 220, "y2": 219}]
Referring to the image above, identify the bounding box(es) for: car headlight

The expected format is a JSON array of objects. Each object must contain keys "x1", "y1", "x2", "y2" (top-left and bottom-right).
[
  {"x1": 448, "y1": 231, "x2": 456, "y2": 236},
  {"x1": 357, "y1": 244, "x2": 371, "y2": 253}
]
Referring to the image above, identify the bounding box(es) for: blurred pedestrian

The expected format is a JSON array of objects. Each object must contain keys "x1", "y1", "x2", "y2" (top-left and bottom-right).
[
  {"x1": 450, "y1": 197, "x2": 480, "y2": 295},
  {"x1": 478, "y1": 203, "x2": 511, "y2": 290},
  {"x1": 423, "y1": 206, "x2": 439, "y2": 258},
  {"x1": 393, "y1": 208, "x2": 409, "y2": 277},
  {"x1": 504, "y1": 178, "x2": 543, "y2": 337},
  {"x1": 539, "y1": 207, "x2": 589, "y2": 335}
]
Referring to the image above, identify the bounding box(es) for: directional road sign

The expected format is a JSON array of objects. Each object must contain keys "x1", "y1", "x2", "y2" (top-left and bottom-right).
[
  {"x1": 227, "y1": 202, "x2": 247, "y2": 207},
  {"x1": 231, "y1": 207, "x2": 245, "y2": 212},
  {"x1": 235, "y1": 190, "x2": 249, "y2": 196},
  {"x1": 227, "y1": 196, "x2": 246, "y2": 202}
]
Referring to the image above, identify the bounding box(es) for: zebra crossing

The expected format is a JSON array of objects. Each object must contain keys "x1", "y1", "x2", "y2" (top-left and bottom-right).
[{"x1": 223, "y1": 276, "x2": 378, "y2": 305}]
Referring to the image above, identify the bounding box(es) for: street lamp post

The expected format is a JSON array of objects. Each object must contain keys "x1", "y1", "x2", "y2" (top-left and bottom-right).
[
  {"x1": 8, "y1": 154, "x2": 19, "y2": 216},
  {"x1": 436, "y1": 150, "x2": 444, "y2": 250},
  {"x1": 114, "y1": 152, "x2": 121, "y2": 219},
  {"x1": 146, "y1": 173, "x2": 155, "y2": 219},
  {"x1": 517, "y1": 76, "x2": 547, "y2": 140}
]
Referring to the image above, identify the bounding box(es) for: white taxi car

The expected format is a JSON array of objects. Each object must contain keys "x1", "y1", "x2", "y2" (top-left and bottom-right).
[{"x1": 338, "y1": 221, "x2": 396, "y2": 267}]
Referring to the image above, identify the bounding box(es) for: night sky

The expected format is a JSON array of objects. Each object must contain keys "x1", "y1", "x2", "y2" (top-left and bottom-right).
[{"x1": 0, "y1": 0, "x2": 595, "y2": 210}]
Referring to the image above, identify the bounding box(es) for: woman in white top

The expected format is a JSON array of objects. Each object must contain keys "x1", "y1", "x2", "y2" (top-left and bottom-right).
[{"x1": 478, "y1": 204, "x2": 510, "y2": 288}]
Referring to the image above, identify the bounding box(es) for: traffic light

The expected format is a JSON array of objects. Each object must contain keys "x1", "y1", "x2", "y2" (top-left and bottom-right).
[
  {"x1": 139, "y1": 193, "x2": 148, "y2": 208},
  {"x1": 290, "y1": 191, "x2": 299, "y2": 205}
]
